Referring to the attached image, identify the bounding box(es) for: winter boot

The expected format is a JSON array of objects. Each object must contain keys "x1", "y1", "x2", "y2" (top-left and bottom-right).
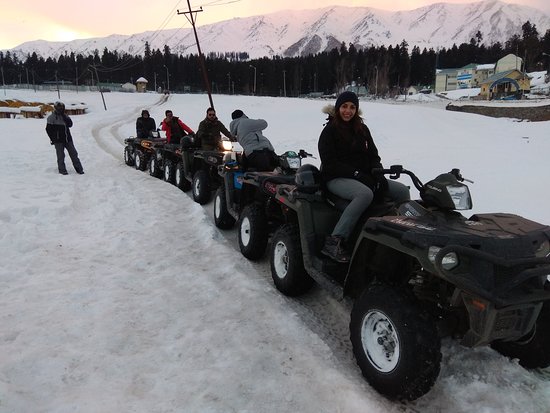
[{"x1": 321, "y1": 235, "x2": 350, "y2": 263}]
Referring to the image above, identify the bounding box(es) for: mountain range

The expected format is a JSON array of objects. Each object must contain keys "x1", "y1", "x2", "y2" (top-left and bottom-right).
[{"x1": 5, "y1": 0, "x2": 550, "y2": 60}]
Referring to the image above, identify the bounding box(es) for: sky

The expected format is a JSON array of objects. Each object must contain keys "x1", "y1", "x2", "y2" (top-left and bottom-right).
[
  {"x1": 1, "y1": 0, "x2": 549, "y2": 50},
  {"x1": 1, "y1": 81, "x2": 550, "y2": 411}
]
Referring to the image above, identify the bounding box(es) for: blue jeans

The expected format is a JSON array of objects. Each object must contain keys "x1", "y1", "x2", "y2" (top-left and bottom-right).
[{"x1": 326, "y1": 178, "x2": 410, "y2": 240}]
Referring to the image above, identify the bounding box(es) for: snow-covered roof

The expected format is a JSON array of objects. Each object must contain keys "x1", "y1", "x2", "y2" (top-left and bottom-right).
[
  {"x1": 136, "y1": 77, "x2": 148, "y2": 83},
  {"x1": 476, "y1": 63, "x2": 495, "y2": 70}
]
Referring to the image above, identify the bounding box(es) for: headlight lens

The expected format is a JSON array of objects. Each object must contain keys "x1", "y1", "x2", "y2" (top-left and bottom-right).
[
  {"x1": 428, "y1": 246, "x2": 459, "y2": 270},
  {"x1": 446, "y1": 185, "x2": 472, "y2": 210},
  {"x1": 535, "y1": 240, "x2": 550, "y2": 258},
  {"x1": 221, "y1": 140, "x2": 233, "y2": 151}
]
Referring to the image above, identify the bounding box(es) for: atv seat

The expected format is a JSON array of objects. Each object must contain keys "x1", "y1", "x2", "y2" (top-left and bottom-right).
[{"x1": 243, "y1": 171, "x2": 297, "y2": 186}]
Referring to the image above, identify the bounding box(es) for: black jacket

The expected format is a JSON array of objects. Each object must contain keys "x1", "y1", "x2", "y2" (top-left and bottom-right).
[
  {"x1": 46, "y1": 112, "x2": 73, "y2": 144},
  {"x1": 196, "y1": 117, "x2": 232, "y2": 150},
  {"x1": 136, "y1": 116, "x2": 156, "y2": 139},
  {"x1": 318, "y1": 121, "x2": 382, "y2": 183}
]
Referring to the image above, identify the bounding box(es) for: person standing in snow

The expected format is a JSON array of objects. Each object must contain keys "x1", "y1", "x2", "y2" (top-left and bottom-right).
[
  {"x1": 161, "y1": 110, "x2": 194, "y2": 144},
  {"x1": 136, "y1": 109, "x2": 156, "y2": 139},
  {"x1": 318, "y1": 91, "x2": 409, "y2": 263},
  {"x1": 229, "y1": 109, "x2": 277, "y2": 171},
  {"x1": 196, "y1": 107, "x2": 234, "y2": 151},
  {"x1": 45, "y1": 101, "x2": 84, "y2": 175}
]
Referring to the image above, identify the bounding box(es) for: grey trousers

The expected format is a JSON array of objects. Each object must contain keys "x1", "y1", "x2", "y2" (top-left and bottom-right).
[
  {"x1": 326, "y1": 178, "x2": 410, "y2": 240},
  {"x1": 54, "y1": 140, "x2": 83, "y2": 174}
]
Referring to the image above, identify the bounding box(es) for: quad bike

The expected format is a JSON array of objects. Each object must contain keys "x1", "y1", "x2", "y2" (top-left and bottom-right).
[
  {"x1": 266, "y1": 164, "x2": 550, "y2": 401},
  {"x1": 152, "y1": 137, "x2": 233, "y2": 204},
  {"x1": 213, "y1": 149, "x2": 314, "y2": 261},
  {"x1": 124, "y1": 130, "x2": 166, "y2": 171}
]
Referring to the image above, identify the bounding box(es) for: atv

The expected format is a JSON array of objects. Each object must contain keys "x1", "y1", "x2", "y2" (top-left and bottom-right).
[
  {"x1": 213, "y1": 149, "x2": 314, "y2": 261},
  {"x1": 123, "y1": 130, "x2": 166, "y2": 171},
  {"x1": 151, "y1": 137, "x2": 233, "y2": 204},
  {"x1": 266, "y1": 164, "x2": 550, "y2": 401}
]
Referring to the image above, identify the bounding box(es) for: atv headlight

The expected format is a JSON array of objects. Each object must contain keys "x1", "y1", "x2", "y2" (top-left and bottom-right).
[
  {"x1": 428, "y1": 246, "x2": 459, "y2": 270},
  {"x1": 446, "y1": 185, "x2": 472, "y2": 210},
  {"x1": 221, "y1": 140, "x2": 233, "y2": 151},
  {"x1": 535, "y1": 239, "x2": 550, "y2": 258}
]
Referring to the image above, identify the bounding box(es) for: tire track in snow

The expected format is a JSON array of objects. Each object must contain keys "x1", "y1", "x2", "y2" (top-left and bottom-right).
[{"x1": 91, "y1": 94, "x2": 169, "y2": 160}]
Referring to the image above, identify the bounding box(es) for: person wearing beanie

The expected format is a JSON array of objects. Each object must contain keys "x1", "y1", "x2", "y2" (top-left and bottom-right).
[
  {"x1": 229, "y1": 109, "x2": 277, "y2": 171},
  {"x1": 45, "y1": 101, "x2": 84, "y2": 175},
  {"x1": 317, "y1": 91, "x2": 410, "y2": 263},
  {"x1": 136, "y1": 109, "x2": 157, "y2": 139}
]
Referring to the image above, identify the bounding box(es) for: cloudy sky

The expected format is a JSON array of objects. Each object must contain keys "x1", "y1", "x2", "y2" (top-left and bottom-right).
[{"x1": 1, "y1": 0, "x2": 549, "y2": 50}]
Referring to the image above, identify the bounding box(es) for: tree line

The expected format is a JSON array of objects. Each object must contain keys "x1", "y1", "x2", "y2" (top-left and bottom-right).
[{"x1": 1, "y1": 21, "x2": 549, "y2": 97}]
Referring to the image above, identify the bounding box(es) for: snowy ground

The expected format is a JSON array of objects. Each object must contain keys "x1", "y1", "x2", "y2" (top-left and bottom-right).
[{"x1": 1, "y1": 88, "x2": 549, "y2": 413}]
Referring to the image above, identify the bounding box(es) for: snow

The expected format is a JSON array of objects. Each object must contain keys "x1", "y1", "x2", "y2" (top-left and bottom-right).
[{"x1": 1, "y1": 88, "x2": 549, "y2": 412}]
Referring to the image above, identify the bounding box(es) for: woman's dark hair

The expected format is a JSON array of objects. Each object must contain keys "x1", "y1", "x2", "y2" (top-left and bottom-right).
[{"x1": 332, "y1": 107, "x2": 365, "y2": 136}]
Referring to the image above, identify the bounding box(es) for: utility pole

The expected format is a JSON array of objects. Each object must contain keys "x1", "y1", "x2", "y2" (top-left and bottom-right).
[
  {"x1": 163, "y1": 65, "x2": 170, "y2": 92},
  {"x1": 1, "y1": 66, "x2": 5, "y2": 96},
  {"x1": 177, "y1": 0, "x2": 214, "y2": 108},
  {"x1": 249, "y1": 64, "x2": 257, "y2": 95},
  {"x1": 283, "y1": 70, "x2": 287, "y2": 97}
]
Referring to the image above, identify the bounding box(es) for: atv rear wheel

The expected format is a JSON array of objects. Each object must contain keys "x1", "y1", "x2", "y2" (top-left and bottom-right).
[
  {"x1": 238, "y1": 203, "x2": 268, "y2": 261},
  {"x1": 270, "y1": 224, "x2": 313, "y2": 296},
  {"x1": 491, "y1": 303, "x2": 550, "y2": 369},
  {"x1": 163, "y1": 160, "x2": 174, "y2": 184},
  {"x1": 214, "y1": 186, "x2": 235, "y2": 229},
  {"x1": 175, "y1": 162, "x2": 191, "y2": 191},
  {"x1": 149, "y1": 156, "x2": 161, "y2": 178},
  {"x1": 192, "y1": 169, "x2": 211, "y2": 204},
  {"x1": 350, "y1": 284, "x2": 441, "y2": 401},
  {"x1": 134, "y1": 150, "x2": 146, "y2": 171},
  {"x1": 124, "y1": 146, "x2": 134, "y2": 166}
]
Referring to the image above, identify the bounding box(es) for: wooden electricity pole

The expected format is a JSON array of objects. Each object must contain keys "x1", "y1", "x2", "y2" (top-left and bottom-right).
[{"x1": 178, "y1": 0, "x2": 214, "y2": 109}]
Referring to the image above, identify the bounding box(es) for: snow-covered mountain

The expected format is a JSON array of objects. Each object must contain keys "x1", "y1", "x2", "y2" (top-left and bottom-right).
[{"x1": 5, "y1": 0, "x2": 550, "y2": 60}]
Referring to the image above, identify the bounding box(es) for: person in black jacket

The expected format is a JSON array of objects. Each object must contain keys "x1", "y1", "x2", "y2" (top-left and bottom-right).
[
  {"x1": 45, "y1": 101, "x2": 84, "y2": 175},
  {"x1": 136, "y1": 109, "x2": 156, "y2": 139},
  {"x1": 318, "y1": 91, "x2": 409, "y2": 263},
  {"x1": 196, "y1": 107, "x2": 234, "y2": 150}
]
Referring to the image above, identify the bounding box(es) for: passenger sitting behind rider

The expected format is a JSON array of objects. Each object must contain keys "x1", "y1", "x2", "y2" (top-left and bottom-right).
[
  {"x1": 196, "y1": 107, "x2": 234, "y2": 151},
  {"x1": 136, "y1": 109, "x2": 156, "y2": 139},
  {"x1": 229, "y1": 109, "x2": 277, "y2": 171},
  {"x1": 161, "y1": 110, "x2": 194, "y2": 144},
  {"x1": 318, "y1": 91, "x2": 410, "y2": 263}
]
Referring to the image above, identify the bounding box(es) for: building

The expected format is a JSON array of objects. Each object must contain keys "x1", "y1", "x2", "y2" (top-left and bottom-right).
[
  {"x1": 495, "y1": 54, "x2": 524, "y2": 73},
  {"x1": 136, "y1": 77, "x2": 148, "y2": 93},
  {"x1": 478, "y1": 69, "x2": 531, "y2": 100}
]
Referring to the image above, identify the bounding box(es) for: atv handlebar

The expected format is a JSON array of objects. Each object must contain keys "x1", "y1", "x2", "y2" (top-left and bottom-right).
[
  {"x1": 372, "y1": 165, "x2": 473, "y2": 191},
  {"x1": 298, "y1": 149, "x2": 315, "y2": 159},
  {"x1": 372, "y1": 165, "x2": 424, "y2": 191}
]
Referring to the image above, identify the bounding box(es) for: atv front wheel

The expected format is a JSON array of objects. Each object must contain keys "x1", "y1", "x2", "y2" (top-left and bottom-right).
[
  {"x1": 163, "y1": 160, "x2": 174, "y2": 184},
  {"x1": 175, "y1": 162, "x2": 191, "y2": 192},
  {"x1": 192, "y1": 169, "x2": 211, "y2": 204},
  {"x1": 491, "y1": 303, "x2": 550, "y2": 369},
  {"x1": 149, "y1": 156, "x2": 161, "y2": 178},
  {"x1": 134, "y1": 150, "x2": 146, "y2": 171},
  {"x1": 124, "y1": 146, "x2": 134, "y2": 166},
  {"x1": 238, "y1": 203, "x2": 268, "y2": 261},
  {"x1": 350, "y1": 284, "x2": 441, "y2": 401},
  {"x1": 214, "y1": 186, "x2": 235, "y2": 229},
  {"x1": 270, "y1": 224, "x2": 313, "y2": 296}
]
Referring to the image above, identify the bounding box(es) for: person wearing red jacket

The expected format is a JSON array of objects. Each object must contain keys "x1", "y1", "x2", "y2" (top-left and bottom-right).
[{"x1": 161, "y1": 110, "x2": 194, "y2": 144}]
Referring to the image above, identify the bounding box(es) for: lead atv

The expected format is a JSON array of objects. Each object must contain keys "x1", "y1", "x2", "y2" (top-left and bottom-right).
[
  {"x1": 213, "y1": 149, "x2": 314, "y2": 261},
  {"x1": 123, "y1": 130, "x2": 166, "y2": 171},
  {"x1": 267, "y1": 164, "x2": 550, "y2": 401},
  {"x1": 151, "y1": 137, "x2": 233, "y2": 204}
]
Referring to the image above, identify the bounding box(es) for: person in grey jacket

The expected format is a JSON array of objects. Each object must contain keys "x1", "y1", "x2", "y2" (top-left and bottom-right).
[
  {"x1": 229, "y1": 110, "x2": 277, "y2": 171},
  {"x1": 45, "y1": 101, "x2": 84, "y2": 175}
]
